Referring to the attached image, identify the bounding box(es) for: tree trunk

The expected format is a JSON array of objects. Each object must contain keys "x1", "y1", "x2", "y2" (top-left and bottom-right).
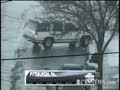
[
  {"x1": 97, "y1": 54, "x2": 103, "y2": 90},
  {"x1": 97, "y1": 44, "x2": 104, "y2": 90}
]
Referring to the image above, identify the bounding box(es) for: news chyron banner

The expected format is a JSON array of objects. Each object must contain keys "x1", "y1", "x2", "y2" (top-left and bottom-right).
[{"x1": 25, "y1": 70, "x2": 100, "y2": 86}]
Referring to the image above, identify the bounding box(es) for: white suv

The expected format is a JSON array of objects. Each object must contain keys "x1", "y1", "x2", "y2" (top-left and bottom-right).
[{"x1": 23, "y1": 20, "x2": 91, "y2": 48}]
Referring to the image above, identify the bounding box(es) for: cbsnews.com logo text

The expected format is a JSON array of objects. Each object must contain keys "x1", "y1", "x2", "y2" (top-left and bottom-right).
[{"x1": 76, "y1": 73, "x2": 118, "y2": 86}]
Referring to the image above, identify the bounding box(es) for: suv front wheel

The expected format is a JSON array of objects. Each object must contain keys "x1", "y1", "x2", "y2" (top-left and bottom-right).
[{"x1": 43, "y1": 38, "x2": 54, "y2": 48}]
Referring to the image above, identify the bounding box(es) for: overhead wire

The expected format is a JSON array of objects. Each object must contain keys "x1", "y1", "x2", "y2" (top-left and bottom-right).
[{"x1": 1, "y1": 51, "x2": 119, "y2": 61}]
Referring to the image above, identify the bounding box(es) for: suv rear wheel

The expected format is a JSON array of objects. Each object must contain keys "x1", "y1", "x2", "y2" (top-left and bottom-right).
[{"x1": 43, "y1": 38, "x2": 54, "y2": 48}]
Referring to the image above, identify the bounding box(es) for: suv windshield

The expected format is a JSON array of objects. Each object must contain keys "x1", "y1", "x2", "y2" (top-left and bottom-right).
[{"x1": 24, "y1": 20, "x2": 39, "y2": 31}]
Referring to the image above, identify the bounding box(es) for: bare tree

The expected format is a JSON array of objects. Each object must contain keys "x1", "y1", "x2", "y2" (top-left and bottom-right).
[{"x1": 38, "y1": 1, "x2": 119, "y2": 90}]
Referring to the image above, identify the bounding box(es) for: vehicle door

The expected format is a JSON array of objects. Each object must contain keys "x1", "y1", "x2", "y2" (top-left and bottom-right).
[
  {"x1": 36, "y1": 22, "x2": 52, "y2": 40},
  {"x1": 56, "y1": 23, "x2": 78, "y2": 43}
]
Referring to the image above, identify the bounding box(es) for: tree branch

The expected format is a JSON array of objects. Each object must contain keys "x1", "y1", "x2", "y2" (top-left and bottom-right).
[
  {"x1": 104, "y1": 6, "x2": 118, "y2": 27},
  {"x1": 102, "y1": 19, "x2": 117, "y2": 52}
]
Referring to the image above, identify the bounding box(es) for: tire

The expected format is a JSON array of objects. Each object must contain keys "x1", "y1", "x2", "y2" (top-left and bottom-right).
[
  {"x1": 33, "y1": 42, "x2": 40, "y2": 48},
  {"x1": 32, "y1": 40, "x2": 39, "y2": 46},
  {"x1": 33, "y1": 42, "x2": 39, "y2": 46},
  {"x1": 43, "y1": 38, "x2": 54, "y2": 48},
  {"x1": 80, "y1": 36, "x2": 91, "y2": 48}
]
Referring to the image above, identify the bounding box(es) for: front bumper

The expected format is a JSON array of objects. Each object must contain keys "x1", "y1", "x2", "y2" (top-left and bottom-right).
[{"x1": 23, "y1": 34, "x2": 42, "y2": 43}]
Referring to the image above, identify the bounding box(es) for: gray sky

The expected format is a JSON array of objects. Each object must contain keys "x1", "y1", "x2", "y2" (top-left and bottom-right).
[{"x1": 2, "y1": 1, "x2": 35, "y2": 17}]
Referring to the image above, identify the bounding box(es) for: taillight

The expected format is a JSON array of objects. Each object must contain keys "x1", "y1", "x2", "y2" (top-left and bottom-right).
[{"x1": 34, "y1": 34, "x2": 38, "y2": 38}]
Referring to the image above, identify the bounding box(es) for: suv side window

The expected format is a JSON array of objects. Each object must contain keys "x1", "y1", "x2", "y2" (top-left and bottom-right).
[
  {"x1": 37, "y1": 22, "x2": 50, "y2": 32},
  {"x1": 52, "y1": 21, "x2": 63, "y2": 31},
  {"x1": 64, "y1": 23, "x2": 78, "y2": 32}
]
